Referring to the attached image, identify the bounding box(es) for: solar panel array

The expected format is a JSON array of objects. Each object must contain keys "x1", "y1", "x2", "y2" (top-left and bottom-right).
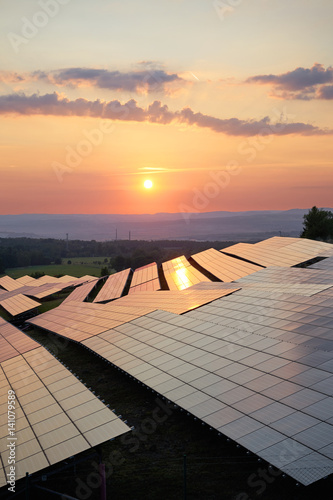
[
  {"x1": 0, "y1": 317, "x2": 40, "y2": 363},
  {"x1": 0, "y1": 275, "x2": 97, "y2": 315},
  {"x1": 237, "y1": 266, "x2": 333, "y2": 286},
  {"x1": 28, "y1": 301, "x2": 155, "y2": 342},
  {"x1": 0, "y1": 319, "x2": 130, "y2": 488},
  {"x1": 222, "y1": 243, "x2": 309, "y2": 268},
  {"x1": 79, "y1": 289, "x2": 333, "y2": 485},
  {"x1": 162, "y1": 256, "x2": 210, "y2": 290},
  {"x1": 256, "y1": 237, "x2": 333, "y2": 257},
  {"x1": 223, "y1": 237, "x2": 333, "y2": 268},
  {"x1": 188, "y1": 280, "x2": 331, "y2": 297},
  {"x1": 114, "y1": 288, "x2": 240, "y2": 314},
  {"x1": 93, "y1": 269, "x2": 131, "y2": 303},
  {"x1": 3, "y1": 236, "x2": 333, "y2": 489},
  {"x1": 0, "y1": 294, "x2": 40, "y2": 317},
  {"x1": 27, "y1": 289, "x2": 238, "y2": 341},
  {"x1": 191, "y1": 248, "x2": 262, "y2": 282}
]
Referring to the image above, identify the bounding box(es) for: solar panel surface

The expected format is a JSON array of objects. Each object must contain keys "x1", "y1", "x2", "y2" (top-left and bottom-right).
[
  {"x1": 0, "y1": 320, "x2": 130, "y2": 488},
  {"x1": 191, "y1": 248, "x2": 262, "y2": 281},
  {"x1": 93, "y1": 269, "x2": 131, "y2": 303}
]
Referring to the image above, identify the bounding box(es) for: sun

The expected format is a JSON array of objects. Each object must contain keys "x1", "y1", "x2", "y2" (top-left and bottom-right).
[{"x1": 144, "y1": 179, "x2": 153, "y2": 189}]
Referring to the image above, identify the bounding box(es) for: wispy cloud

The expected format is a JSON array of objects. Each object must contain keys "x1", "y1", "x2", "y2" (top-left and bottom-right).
[
  {"x1": 138, "y1": 167, "x2": 171, "y2": 172},
  {"x1": 0, "y1": 71, "x2": 25, "y2": 84},
  {"x1": 246, "y1": 63, "x2": 333, "y2": 100},
  {"x1": 0, "y1": 92, "x2": 331, "y2": 136}
]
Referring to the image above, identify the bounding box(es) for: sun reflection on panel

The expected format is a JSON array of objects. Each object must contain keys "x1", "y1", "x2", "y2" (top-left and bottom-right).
[{"x1": 162, "y1": 256, "x2": 210, "y2": 291}]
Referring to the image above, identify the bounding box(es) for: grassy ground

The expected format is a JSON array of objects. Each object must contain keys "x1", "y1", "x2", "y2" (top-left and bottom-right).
[
  {"x1": 37, "y1": 294, "x2": 70, "y2": 314},
  {"x1": 10, "y1": 327, "x2": 331, "y2": 500},
  {"x1": 0, "y1": 307, "x2": 11, "y2": 322}
]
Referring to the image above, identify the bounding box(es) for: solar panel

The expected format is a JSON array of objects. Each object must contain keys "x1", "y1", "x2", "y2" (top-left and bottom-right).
[
  {"x1": 0, "y1": 294, "x2": 40, "y2": 317},
  {"x1": 113, "y1": 288, "x2": 240, "y2": 314},
  {"x1": 188, "y1": 279, "x2": 331, "y2": 297},
  {"x1": 237, "y1": 266, "x2": 333, "y2": 286},
  {"x1": 309, "y1": 257, "x2": 333, "y2": 271},
  {"x1": 0, "y1": 276, "x2": 22, "y2": 292},
  {"x1": 62, "y1": 278, "x2": 99, "y2": 304},
  {"x1": 128, "y1": 279, "x2": 161, "y2": 293},
  {"x1": 130, "y1": 262, "x2": 159, "y2": 286},
  {"x1": 257, "y1": 237, "x2": 333, "y2": 257},
  {"x1": 93, "y1": 269, "x2": 131, "y2": 303},
  {"x1": 0, "y1": 320, "x2": 130, "y2": 488},
  {"x1": 191, "y1": 248, "x2": 263, "y2": 282},
  {"x1": 223, "y1": 237, "x2": 333, "y2": 268},
  {"x1": 15, "y1": 275, "x2": 38, "y2": 286},
  {"x1": 162, "y1": 256, "x2": 210, "y2": 290},
  {"x1": 222, "y1": 243, "x2": 310, "y2": 267}
]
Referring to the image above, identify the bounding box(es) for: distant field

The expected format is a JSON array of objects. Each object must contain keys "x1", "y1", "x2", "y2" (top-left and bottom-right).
[
  {"x1": 63, "y1": 256, "x2": 110, "y2": 265},
  {"x1": 5, "y1": 264, "x2": 102, "y2": 279}
]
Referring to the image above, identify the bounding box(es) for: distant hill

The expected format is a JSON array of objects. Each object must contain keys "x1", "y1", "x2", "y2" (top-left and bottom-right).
[{"x1": 0, "y1": 209, "x2": 332, "y2": 241}]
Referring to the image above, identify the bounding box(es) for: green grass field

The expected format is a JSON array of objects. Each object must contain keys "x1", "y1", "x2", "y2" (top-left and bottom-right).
[
  {"x1": 63, "y1": 256, "x2": 109, "y2": 265},
  {"x1": 4, "y1": 260, "x2": 110, "y2": 279}
]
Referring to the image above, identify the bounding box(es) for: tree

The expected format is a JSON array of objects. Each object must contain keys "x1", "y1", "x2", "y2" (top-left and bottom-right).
[
  {"x1": 301, "y1": 206, "x2": 333, "y2": 240},
  {"x1": 100, "y1": 267, "x2": 109, "y2": 277},
  {"x1": 30, "y1": 271, "x2": 45, "y2": 279}
]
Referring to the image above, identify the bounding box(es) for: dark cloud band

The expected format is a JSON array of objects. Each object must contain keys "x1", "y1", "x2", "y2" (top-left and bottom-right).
[{"x1": 0, "y1": 92, "x2": 330, "y2": 136}]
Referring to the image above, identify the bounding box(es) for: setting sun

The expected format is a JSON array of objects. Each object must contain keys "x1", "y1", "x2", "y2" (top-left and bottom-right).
[{"x1": 144, "y1": 179, "x2": 153, "y2": 189}]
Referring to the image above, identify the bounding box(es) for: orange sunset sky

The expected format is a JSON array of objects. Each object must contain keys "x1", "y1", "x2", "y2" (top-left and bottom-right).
[{"x1": 1, "y1": 0, "x2": 332, "y2": 214}]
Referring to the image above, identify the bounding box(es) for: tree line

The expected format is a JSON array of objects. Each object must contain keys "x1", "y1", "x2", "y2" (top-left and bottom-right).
[
  {"x1": 1, "y1": 207, "x2": 330, "y2": 275},
  {"x1": 0, "y1": 238, "x2": 236, "y2": 274}
]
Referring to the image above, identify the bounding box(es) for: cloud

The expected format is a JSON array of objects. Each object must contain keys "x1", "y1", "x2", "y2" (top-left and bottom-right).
[
  {"x1": 246, "y1": 63, "x2": 333, "y2": 100},
  {"x1": 0, "y1": 92, "x2": 331, "y2": 136},
  {"x1": 32, "y1": 67, "x2": 184, "y2": 95},
  {"x1": 0, "y1": 71, "x2": 25, "y2": 84},
  {"x1": 317, "y1": 84, "x2": 333, "y2": 100}
]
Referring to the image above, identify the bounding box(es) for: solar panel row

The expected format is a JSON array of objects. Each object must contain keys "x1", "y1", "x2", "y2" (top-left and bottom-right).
[
  {"x1": 0, "y1": 320, "x2": 130, "y2": 488},
  {"x1": 28, "y1": 301, "x2": 156, "y2": 342},
  {"x1": 62, "y1": 278, "x2": 99, "y2": 304},
  {"x1": 130, "y1": 262, "x2": 159, "y2": 287},
  {"x1": 0, "y1": 294, "x2": 40, "y2": 317},
  {"x1": 191, "y1": 248, "x2": 262, "y2": 282},
  {"x1": 237, "y1": 266, "x2": 333, "y2": 285},
  {"x1": 93, "y1": 269, "x2": 131, "y2": 303},
  {"x1": 222, "y1": 237, "x2": 333, "y2": 268},
  {"x1": 0, "y1": 276, "x2": 97, "y2": 310}
]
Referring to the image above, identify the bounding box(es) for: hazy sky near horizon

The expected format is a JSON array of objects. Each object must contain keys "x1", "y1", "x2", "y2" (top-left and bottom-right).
[{"x1": 1, "y1": 0, "x2": 332, "y2": 214}]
